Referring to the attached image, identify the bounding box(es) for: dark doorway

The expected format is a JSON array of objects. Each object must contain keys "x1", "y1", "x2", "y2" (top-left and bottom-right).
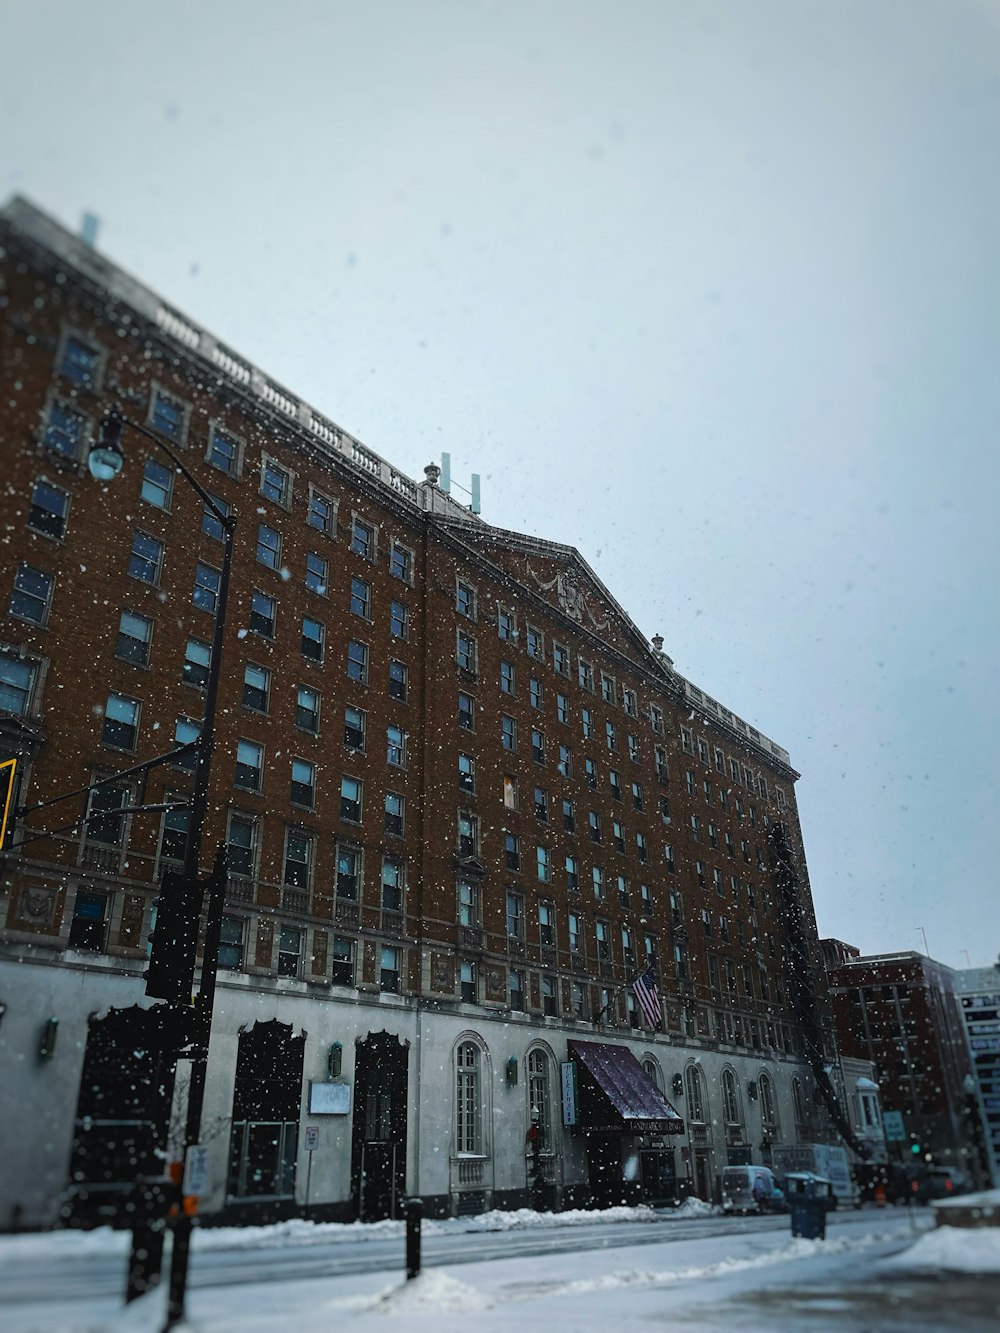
[
  {"x1": 227, "y1": 1020, "x2": 305, "y2": 1204},
  {"x1": 586, "y1": 1133, "x2": 629, "y2": 1208},
  {"x1": 694, "y1": 1148, "x2": 712, "y2": 1201},
  {"x1": 64, "y1": 1005, "x2": 180, "y2": 1226},
  {"x1": 640, "y1": 1147, "x2": 677, "y2": 1204},
  {"x1": 351, "y1": 1030, "x2": 408, "y2": 1220}
]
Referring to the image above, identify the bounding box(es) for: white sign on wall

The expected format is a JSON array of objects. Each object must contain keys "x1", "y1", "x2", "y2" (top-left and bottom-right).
[{"x1": 308, "y1": 1081, "x2": 351, "y2": 1115}]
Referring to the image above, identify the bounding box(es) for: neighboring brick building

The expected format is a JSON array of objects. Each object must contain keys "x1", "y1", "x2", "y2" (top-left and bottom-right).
[
  {"x1": 824, "y1": 943, "x2": 975, "y2": 1174},
  {"x1": 1, "y1": 197, "x2": 835, "y2": 1228}
]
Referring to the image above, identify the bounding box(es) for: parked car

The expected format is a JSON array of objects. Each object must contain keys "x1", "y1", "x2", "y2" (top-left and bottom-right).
[{"x1": 721, "y1": 1165, "x2": 780, "y2": 1214}]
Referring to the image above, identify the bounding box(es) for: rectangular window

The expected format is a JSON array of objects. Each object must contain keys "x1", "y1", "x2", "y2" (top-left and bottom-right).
[
  {"x1": 557, "y1": 693, "x2": 569, "y2": 724},
  {"x1": 600, "y1": 673, "x2": 616, "y2": 705},
  {"x1": 86, "y1": 785, "x2": 128, "y2": 847},
  {"x1": 172, "y1": 719, "x2": 200, "y2": 773},
  {"x1": 589, "y1": 810, "x2": 602, "y2": 842},
  {"x1": 390, "y1": 599, "x2": 408, "y2": 638},
  {"x1": 336, "y1": 844, "x2": 361, "y2": 899},
  {"x1": 609, "y1": 769, "x2": 622, "y2": 801},
  {"x1": 697, "y1": 738, "x2": 709, "y2": 764},
  {"x1": 381, "y1": 857, "x2": 404, "y2": 913},
  {"x1": 283, "y1": 830, "x2": 313, "y2": 888},
  {"x1": 650, "y1": 705, "x2": 664, "y2": 736},
  {"x1": 141, "y1": 458, "x2": 173, "y2": 510},
  {"x1": 290, "y1": 758, "x2": 315, "y2": 808},
  {"x1": 460, "y1": 961, "x2": 477, "y2": 1004},
  {"x1": 227, "y1": 813, "x2": 258, "y2": 878},
  {"x1": 457, "y1": 631, "x2": 477, "y2": 672},
  {"x1": 631, "y1": 781, "x2": 643, "y2": 810},
  {"x1": 534, "y1": 786, "x2": 549, "y2": 821},
  {"x1": 536, "y1": 846, "x2": 551, "y2": 882},
  {"x1": 593, "y1": 866, "x2": 605, "y2": 899},
  {"x1": 501, "y1": 714, "x2": 517, "y2": 751},
  {"x1": 128, "y1": 532, "x2": 163, "y2": 586},
  {"x1": 582, "y1": 707, "x2": 593, "y2": 739},
  {"x1": 565, "y1": 855, "x2": 579, "y2": 891},
  {"x1": 43, "y1": 399, "x2": 87, "y2": 460},
  {"x1": 380, "y1": 946, "x2": 400, "y2": 994},
  {"x1": 458, "y1": 878, "x2": 480, "y2": 928},
  {"x1": 509, "y1": 969, "x2": 525, "y2": 1011},
  {"x1": 498, "y1": 607, "x2": 516, "y2": 640},
  {"x1": 539, "y1": 900, "x2": 555, "y2": 948},
  {"x1": 385, "y1": 791, "x2": 405, "y2": 838},
  {"x1": 331, "y1": 936, "x2": 354, "y2": 986},
  {"x1": 578, "y1": 659, "x2": 594, "y2": 691},
  {"x1": 115, "y1": 610, "x2": 152, "y2": 666},
  {"x1": 627, "y1": 733, "x2": 639, "y2": 762},
  {"x1": 584, "y1": 757, "x2": 597, "y2": 789},
  {"x1": 149, "y1": 388, "x2": 186, "y2": 442},
  {"x1": 681, "y1": 727, "x2": 693, "y2": 754},
  {"x1": 505, "y1": 832, "x2": 521, "y2": 871},
  {"x1": 526, "y1": 625, "x2": 543, "y2": 660},
  {"x1": 243, "y1": 663, "x2": 270, "y2": 712},
  {"x1": 235, "y1": 740, "x2": 264, "y2": 792},
  {"x1": 529, "y1": 677, "x2": 543, "y2": 709},
  {"x1": 226, "y1": 810, "x2": 258, "y2": 885},
  {"x1": 208, "y1": 426, "x2": 241, "y2": 476},
  {"x1": 503, "y1": 775, "x2": 518, "y2": 809},
  {"x1": 606, "y1": 720, "x2": 618, "y2": 752},
  {"x1": 665, "y1": 844, "x2": 676, "y2": 874},
  {"x1": 703, "y1": 778, "x2": 713, "y2": 804},
  {"x1": 596, "y1": 920, "x2": 610, "y2": 961},
  {"x1": 193, "y1": 562, "x2": 221, "y2": 613},
  {"x1": 456, "y1": 580, "x2": 477, "y2": 618},
  {"x1": 69, "y1": 890, "x2": 109, "y2": 952},
  {"x1": 296, "y1": 685, "x2": 320, "y2": 734},
  {"x1": 0, "y1": 652, "x2": 37, "y2": 716},
  {"x1": 568, "y1": 912, "x2": 581, "y2": 952},
  {"x1": 340, "y1": 776, "x2": 363, "y2": 823},
  {"x1": 387, "y1": 724, "x2": 406, "y2": 767},
  {"x1": 308, "y1": 487, "x2": 336, "y2": 536},
  {"x1": 344, "y1": 704, "x2": 365, "y2": 750},
  {"x1": 558, "y1": 744, "x2": 572, "y2": 778},
  {"x1": 28, "y1": 479, "x2": 70, "y2": 539},
  {"x1": 562, "y1": 799, "x2": 575, "y2": 833},
  {"x1": 250, "y1": 590, "x2": 276, "y2": 638},
  {"x1": 302, "y1": 618, "x2": 325, "y2": 663},
  {"x1": 202, "y1": 493, "x2": 231, "y2": 541},
  {"x1": 305, "y1": 551, "x2": 328, "y2": 595},
  {"x1": 623, "y1": 688, "x2": 637, "y2": 717},
  {"x1": 351, "y1": 518, "x2": 375, "y2": 559},
  {"x1": 458, "y1": 691, "x2": 475, "y2": 731},
  {"x1": 458, "y1": 810, "x2": 479, "y2": 858},
  {"x1": 182, "y1": 637, "x2": 211, "y2": 690},
  {"x1": 59, "y1": 333, "x2": 102, "y2": 387},
  {"x1": 257, "y1": 524, "x2": 281, "y2": 570},
  {"x1": 388, "y1": 659, "x2": 407, "y2": 700},
  {"x1": 261, "y1": 459, "x2": 291, "y2": 507},
  {"x1": 531, "y1": 728, "x2": 546, "y2": 764},
  {"x1": 500, "y1": 658, "x2": 515, "y2": 694},
  {"x1": 553, "y1": 642, "x2": 569, "y2": 675},
  {"x1": 637, "y1": 832, "x2": 648, "y2": 862},
  {"x1": 277, "y1": 925, "x2": 303, "y2": 977},
  {"x1": 506, "y1": 891, "x2": 523, "y2": 939},
  {"x1": 350, "y1": 576, "x2": 371, "y2": 619},
  {"x1": 390, "y1": 542, "x2": 413, "y2": 583},
  {"x1": 612, "y1": 820, "x2": 626, "y2": 854},
  {"x1": 159, "y1": 805, "x2": 189, "y2": 864},
  {"x1": 102, "y1": 693, "x2": 139, "y2": 751},
  {"x1": 346, "y1": 639, "x2": 368, "y2": 682},
  {"x1": 218, "y1": 917, "x2": 245, "y2": 970},
  {"x1": 459, "y1": 753, "x2": 476, "y2": 793}
]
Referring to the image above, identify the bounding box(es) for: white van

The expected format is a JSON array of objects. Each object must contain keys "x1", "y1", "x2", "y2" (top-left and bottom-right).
[{"x1": 721, "y1": 1165, "x2": 779, "y2": 1214}]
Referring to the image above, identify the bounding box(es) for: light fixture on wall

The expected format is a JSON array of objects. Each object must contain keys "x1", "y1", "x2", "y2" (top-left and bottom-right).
[
  {"x1": 328, "y1": 1042, "x2": 343, "y2": 1079},
  {"x1": 506, "y1": 1056, "x2": 519, "y2": 1086},
  {"x1": 38, "y1": 1016, "x2": 58, "y2": 1061}
]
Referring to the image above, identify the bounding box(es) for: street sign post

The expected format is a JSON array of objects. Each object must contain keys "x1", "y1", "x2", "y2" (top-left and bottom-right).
[{"x1": 883, "y1": 1110, "x2": 905, "y2": 1142}]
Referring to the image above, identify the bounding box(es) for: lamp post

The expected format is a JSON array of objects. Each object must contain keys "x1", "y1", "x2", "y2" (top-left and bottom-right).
[{"x1": 89, "y1": 410, "x2": 236, "y2": 1329}]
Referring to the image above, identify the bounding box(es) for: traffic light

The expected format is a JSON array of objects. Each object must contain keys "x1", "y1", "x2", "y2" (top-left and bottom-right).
[
  {"x1": 145, "y1": 870, "x2": 203, "y2": 1003},
  {"x1": 910, "y1": 1142, "x2": 922, "y2": 1156}
]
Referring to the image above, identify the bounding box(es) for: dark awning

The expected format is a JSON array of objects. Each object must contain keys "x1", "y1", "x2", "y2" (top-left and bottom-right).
[{"x1": 568, "y1": 1039, "x2": 685, "y2": 1135}]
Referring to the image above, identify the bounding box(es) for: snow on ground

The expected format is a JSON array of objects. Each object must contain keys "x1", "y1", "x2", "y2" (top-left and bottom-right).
[
  {"x1": 1, "y1": 1210, "x2": 953, "y2": 1333},
  {"x1": 883, "y1": 1224, "x2": 1000, "y2": 1274}
]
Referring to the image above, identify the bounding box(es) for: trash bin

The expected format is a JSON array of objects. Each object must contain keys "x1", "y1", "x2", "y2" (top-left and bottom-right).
[{"x1": 788, "y1": 1196, "x2": 827, "y2": 1239}]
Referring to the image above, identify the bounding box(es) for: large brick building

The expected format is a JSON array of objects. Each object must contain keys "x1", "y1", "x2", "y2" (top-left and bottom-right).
[{"x1": 1, "y1": 197, "x2": 837, "y2": 1228}]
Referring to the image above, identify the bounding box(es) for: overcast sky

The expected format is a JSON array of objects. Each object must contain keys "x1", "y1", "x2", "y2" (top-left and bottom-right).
[{"x1": 3, "y1": 0, "x2": 998, "y2": 969}]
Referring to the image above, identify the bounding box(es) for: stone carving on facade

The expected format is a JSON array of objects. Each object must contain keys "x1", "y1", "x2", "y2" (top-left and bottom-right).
[{"x1": 525, "y1": 560, "x2": 609, "y2": 631}]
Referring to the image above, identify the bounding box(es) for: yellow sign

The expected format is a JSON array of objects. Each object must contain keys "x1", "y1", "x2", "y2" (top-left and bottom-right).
[{"x1": 0, "y1": 758, "x2": 17, "y2": 850}]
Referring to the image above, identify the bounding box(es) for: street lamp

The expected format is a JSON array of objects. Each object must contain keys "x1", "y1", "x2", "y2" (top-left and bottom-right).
[{"x1": 89, "y1": 409, "x2": 236, "y2": 1329}]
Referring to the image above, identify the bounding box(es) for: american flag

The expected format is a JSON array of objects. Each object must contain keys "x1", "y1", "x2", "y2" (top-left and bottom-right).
[{"x1": 632, "y1": 965, "x2": 662, "y2": 1030}]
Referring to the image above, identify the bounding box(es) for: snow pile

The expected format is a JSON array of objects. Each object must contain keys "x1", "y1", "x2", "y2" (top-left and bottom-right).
[
  {"x1": 669, "y1": 1196, "x2": 721, "y2": 1218},
  {"x1": 933, "y1": 1186, "x2": 1000, "y2": 1214},
  {"x1": 882, "y1": 1226, "x2": 1000, "y2": 1275},
  {"x1": 366, "y1": 1270, "x2": 493, "y2": 1315},
  {"x1": 438, "y1": 1204, "x2": 655, "y2": 1233}
]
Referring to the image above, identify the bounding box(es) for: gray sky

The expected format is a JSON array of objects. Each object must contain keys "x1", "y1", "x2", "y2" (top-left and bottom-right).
[{"x1": 3, "y1": 0, "x2": 999, "y2": 968}]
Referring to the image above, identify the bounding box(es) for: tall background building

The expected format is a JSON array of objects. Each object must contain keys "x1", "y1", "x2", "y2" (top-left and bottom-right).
[{"x1": 1, "y1": 197, "x2": 849, "y2": 1229}]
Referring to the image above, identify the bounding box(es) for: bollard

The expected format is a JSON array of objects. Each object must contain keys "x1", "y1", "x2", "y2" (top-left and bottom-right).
[{"x1": 404, "y1": 1196, "x2": 423, "y2": 1280}]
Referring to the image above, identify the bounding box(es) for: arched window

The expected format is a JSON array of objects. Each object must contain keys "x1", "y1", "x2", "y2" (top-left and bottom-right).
[
  {"x1": 759, "y1": 1071, "x2": 778, "y2": 1133},
  {"x1": 685, "y1": 1064, "x2": 705, "y2": 1123},
  {"x1": 527, "y1": 1048, "x2": 551, "y2": 1144},
  {"x1": 642, "y1": 1057, "x2": 662, "y2": 1092},
  {"x1": 456, "y1": 1041, "x2": 483, "y2": 1154},
  {"x1": 722, "y1": 1068, "x2": 743, "y2": 1132}
]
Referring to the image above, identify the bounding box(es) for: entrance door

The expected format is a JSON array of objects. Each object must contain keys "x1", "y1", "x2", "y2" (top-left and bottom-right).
[
  {"x1": 586, "y1": 1134, "x2": 625, "y2": 1209},
  {"x1": 351, "y1": 1031, "x2": 408, "y2": 1220},
  {"x1": 694, "y1": 1149, "x2": 712, "y2": 1201}
]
